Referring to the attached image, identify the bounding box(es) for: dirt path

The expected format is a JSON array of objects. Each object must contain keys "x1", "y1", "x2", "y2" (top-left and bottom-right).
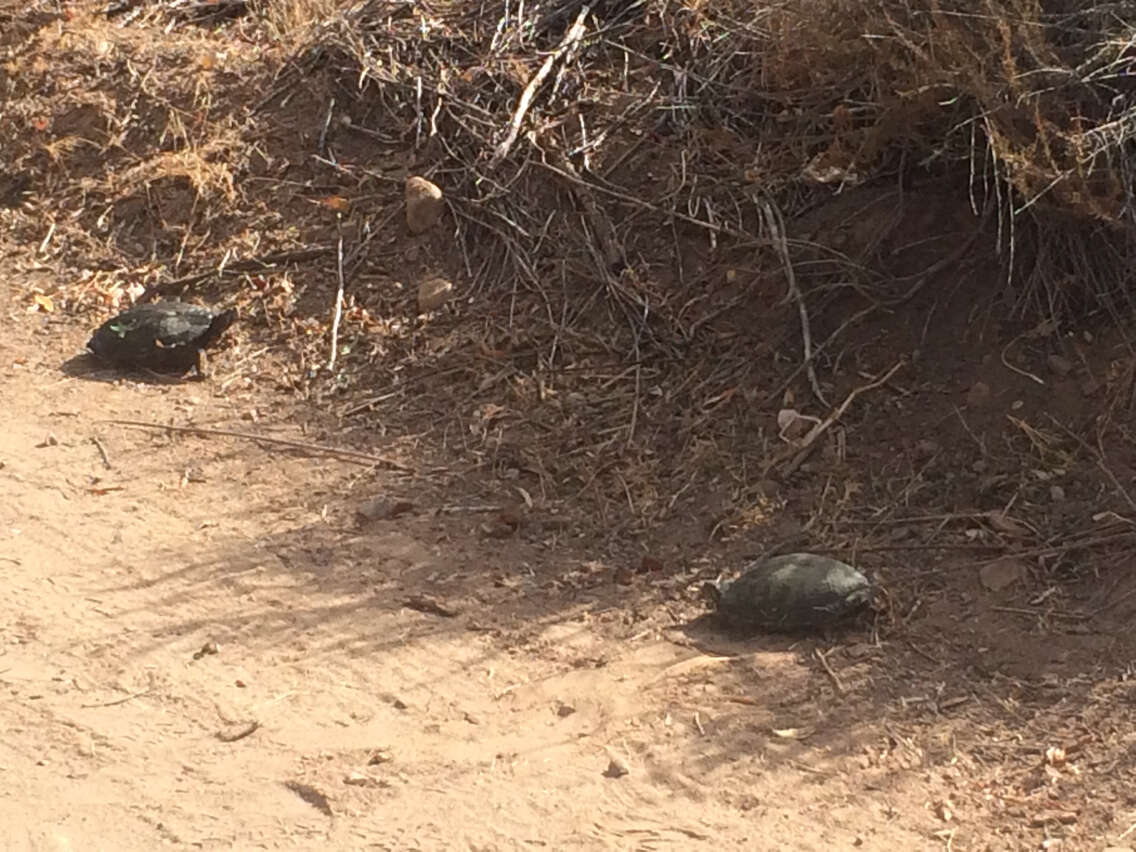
[
  {"x1": 5, "y1": 279, "x2": 1136, "y2": 852},
  {"x1": 0, "y1": 280, "x2": 947, "y2": 852}
]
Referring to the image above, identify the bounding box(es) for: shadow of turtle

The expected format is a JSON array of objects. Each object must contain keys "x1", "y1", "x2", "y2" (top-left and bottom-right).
[
  {"x1": 671, "y1": 608, "x2": 874, "y2": 657},
  {"x1": 60, "y1": 352, "x2": 202, "y2": 385}
]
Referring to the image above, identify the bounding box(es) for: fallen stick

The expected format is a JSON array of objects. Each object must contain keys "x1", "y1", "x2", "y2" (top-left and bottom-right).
[
  {"x1": 98, "y1": 419, "x2": 414, "y2": 471},
  {"x1": 762, "y1": 199, "x2": 826, "y2": 406},
  {"x1": 772, "y1": 359, "x2": 906, "y2": 478},
  {"x1": 137, "y1": 246, "x2": 333, "y2": 302},
  {"x1": 490, "y1": 5, "x2": 590, "y2": 167},
  {"x1": 327, "y1": 231, "x2": 346, "y2": 371}
]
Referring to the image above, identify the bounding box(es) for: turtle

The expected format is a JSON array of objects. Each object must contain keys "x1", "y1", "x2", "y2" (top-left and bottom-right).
[
  {"x1": 702, "y1": 552, "x2": 873, "y2": 633},
  {"x1": 86, "y1": 301, "x2": 237, "y2": 377}
]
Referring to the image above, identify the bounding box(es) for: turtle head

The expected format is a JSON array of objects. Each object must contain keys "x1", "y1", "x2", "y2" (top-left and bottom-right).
[
  {"x1": 698, "y1": 575, "x2": 726, "y2": 609},
  {"x1": 202, "y1": 308, "x2": 238, "y2": 346}
]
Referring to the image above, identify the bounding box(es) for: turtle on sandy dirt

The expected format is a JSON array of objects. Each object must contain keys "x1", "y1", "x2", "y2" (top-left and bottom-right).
[
  {"x1": 702, "y1": 552, "x2": 873, "y2": 633},
  {"x1": 86, "y1": 301, "x2": 237, "y2": 377}
]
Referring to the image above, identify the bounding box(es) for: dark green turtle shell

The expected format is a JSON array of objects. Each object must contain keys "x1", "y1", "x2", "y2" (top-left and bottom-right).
[
  {"x1": 708, "y1": 552, "x2": 872, "y2": 632},
  {"x1": 87, "y1": 301, "x2": 236, "y2": 374}
]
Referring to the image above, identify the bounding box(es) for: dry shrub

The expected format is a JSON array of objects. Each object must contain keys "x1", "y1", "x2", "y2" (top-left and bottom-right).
[{"x1": 288, "y1": 0, "x2": 1136, "y2": 326}]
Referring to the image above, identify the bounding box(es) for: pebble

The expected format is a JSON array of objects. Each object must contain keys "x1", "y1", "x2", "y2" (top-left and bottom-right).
[
  {"x1": 405, "y1": 176, "x2": 444, "y2": 234},
  {"x1": 1047, "y1": 354, "x2": 1073, "y2": 376},
  {"x1": 417, "y1": 276, "x2": 454, "y2": 313},
  {"x1": 966, "y1": 381, "x2": 991, "y2": 407}
]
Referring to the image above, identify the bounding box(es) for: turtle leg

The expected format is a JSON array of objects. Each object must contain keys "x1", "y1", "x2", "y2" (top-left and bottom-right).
[{"x1": 194, "y1": 348, "x2": 210, "y2": 380}]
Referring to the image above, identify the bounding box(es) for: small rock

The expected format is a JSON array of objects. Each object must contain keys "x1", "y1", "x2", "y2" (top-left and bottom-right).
[
  {"x1": 979, "y1": 558, "x2": 1024, "y2": 592},
  {"x1": 367, "y1": 749, "x2": 393, "y2": 765},
  {"x1": 914, "y1": 438, "x2": 940, "y2": 458},
  {"x1": 1049, "y1": 484, "x2": 1066, "y2": 502},
  {"x1": 603, "y1": 754, "x2": 630, "y2": 778},
  {"x1": 392, "y1": 697, "x2": 410, "y2": 711},
  {"x1": 556, "y1": 702, "x2": 576, "y2": 718},
  {"x1": 343, "y1": 771, "x2": 371, "y2": 787},
  {"x1": 1047, "y1": 354, "x2": 1073, "y2": 376},
  {"x1": 754, "y1": 479, "x2": 779, "y2": 498},
  {"x1": 192, "y1": 640, "x2": 220, "y2": 660},
  {"x1": 612, "y1": 565, "x2": 635, "y2": 586},
  {"x1": 417, "y1": 276, "x2": 453, "y2": 313},
  {"x1": 405, "y1": 176, "x2": 444, "y2": 233},
  {"x1": 966, "y1": 381, "x2": 991, "y2": 408},
  {"x1": 355, "y1": 496, "x2": 416, "y2": 524}
]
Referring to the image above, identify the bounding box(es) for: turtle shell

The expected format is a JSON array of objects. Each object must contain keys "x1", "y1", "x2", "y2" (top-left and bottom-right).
[
  {"x1": 87, "y1": 301, "x2": 236, "y2": 374},
  {"x1": 709, "y1": 552, "x2": 872, "y2": 632}
]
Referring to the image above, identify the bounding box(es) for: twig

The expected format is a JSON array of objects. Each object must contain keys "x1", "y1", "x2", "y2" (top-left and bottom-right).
[
  {"x1": 81, "y1": 688, "x2": 151, "y2": 708},
  {"x1": 490, "y1": 6, "x2": 590, "y2": 167},
  {"x1": 318, "y1": 97, "x2": 335, "y2": 155},
  {"x1": 1045, "y1": 413, "x2": 1136, "y2": 514},
  {"x1": 404, "y1": 595, "x2": 460, "y2": 618},
  {"x1": 137, "y1": 246, "x2": 333, "y2": 302},
  {"x1": 90, "y1": 436, "x2": 111, "y2": 469},
  {"x1": 762, "y1": 199, "x2": 826, "y2": 406},
  {"x1": 216, "y1": 720, "x2": 261, "y2": 742},
  {"x1": 98, "y1": 419, "x2": 415, "y2": 471},
  {"x1": 327, "y1": 228, "x2": 346, "y2": 371},
  {"x1": 814, "y1": 648, "x2": 845, "y2": 694},
  {"x1": 990, "y1": 606, "x2": 1091, "y2": 621},
  {"x1": 772, "y1": 360, "x2": 906, "y2": 477}
]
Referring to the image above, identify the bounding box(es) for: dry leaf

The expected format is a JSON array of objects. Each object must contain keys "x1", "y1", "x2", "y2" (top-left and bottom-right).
[
  {"x1": 33, "y1": 293, "x2": 54, "y2": 313},
  {"x1": 318, "y1": 195, "x2": 351, "y2": 213}
]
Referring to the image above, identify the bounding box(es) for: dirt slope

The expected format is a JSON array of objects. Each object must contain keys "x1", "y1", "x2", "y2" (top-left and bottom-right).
[
  {"x1": 0, "y1": 277, "x2": 922, "y2": 850},
  {"x1": 5, "y1": 270, "x2": 1136, "y2": 852}
]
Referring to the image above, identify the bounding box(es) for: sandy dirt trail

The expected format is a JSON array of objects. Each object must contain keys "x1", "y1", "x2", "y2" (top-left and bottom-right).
[{"x1": 0, "y1": 281, "x2": 961, "y2": 851}]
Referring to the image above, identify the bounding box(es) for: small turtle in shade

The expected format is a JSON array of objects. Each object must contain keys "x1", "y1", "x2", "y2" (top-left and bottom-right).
[
  {"x1": 703, "y1": 552, "x2": 873, "y2": 633},
  {"x1": 86, "y1": 301, "x2": 236, "y2": 377}
]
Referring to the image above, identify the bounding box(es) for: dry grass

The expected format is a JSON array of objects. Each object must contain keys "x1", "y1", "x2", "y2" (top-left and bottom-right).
[{"x1": 5, "y1": 0, "x2": 1136, "y2": 557}]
